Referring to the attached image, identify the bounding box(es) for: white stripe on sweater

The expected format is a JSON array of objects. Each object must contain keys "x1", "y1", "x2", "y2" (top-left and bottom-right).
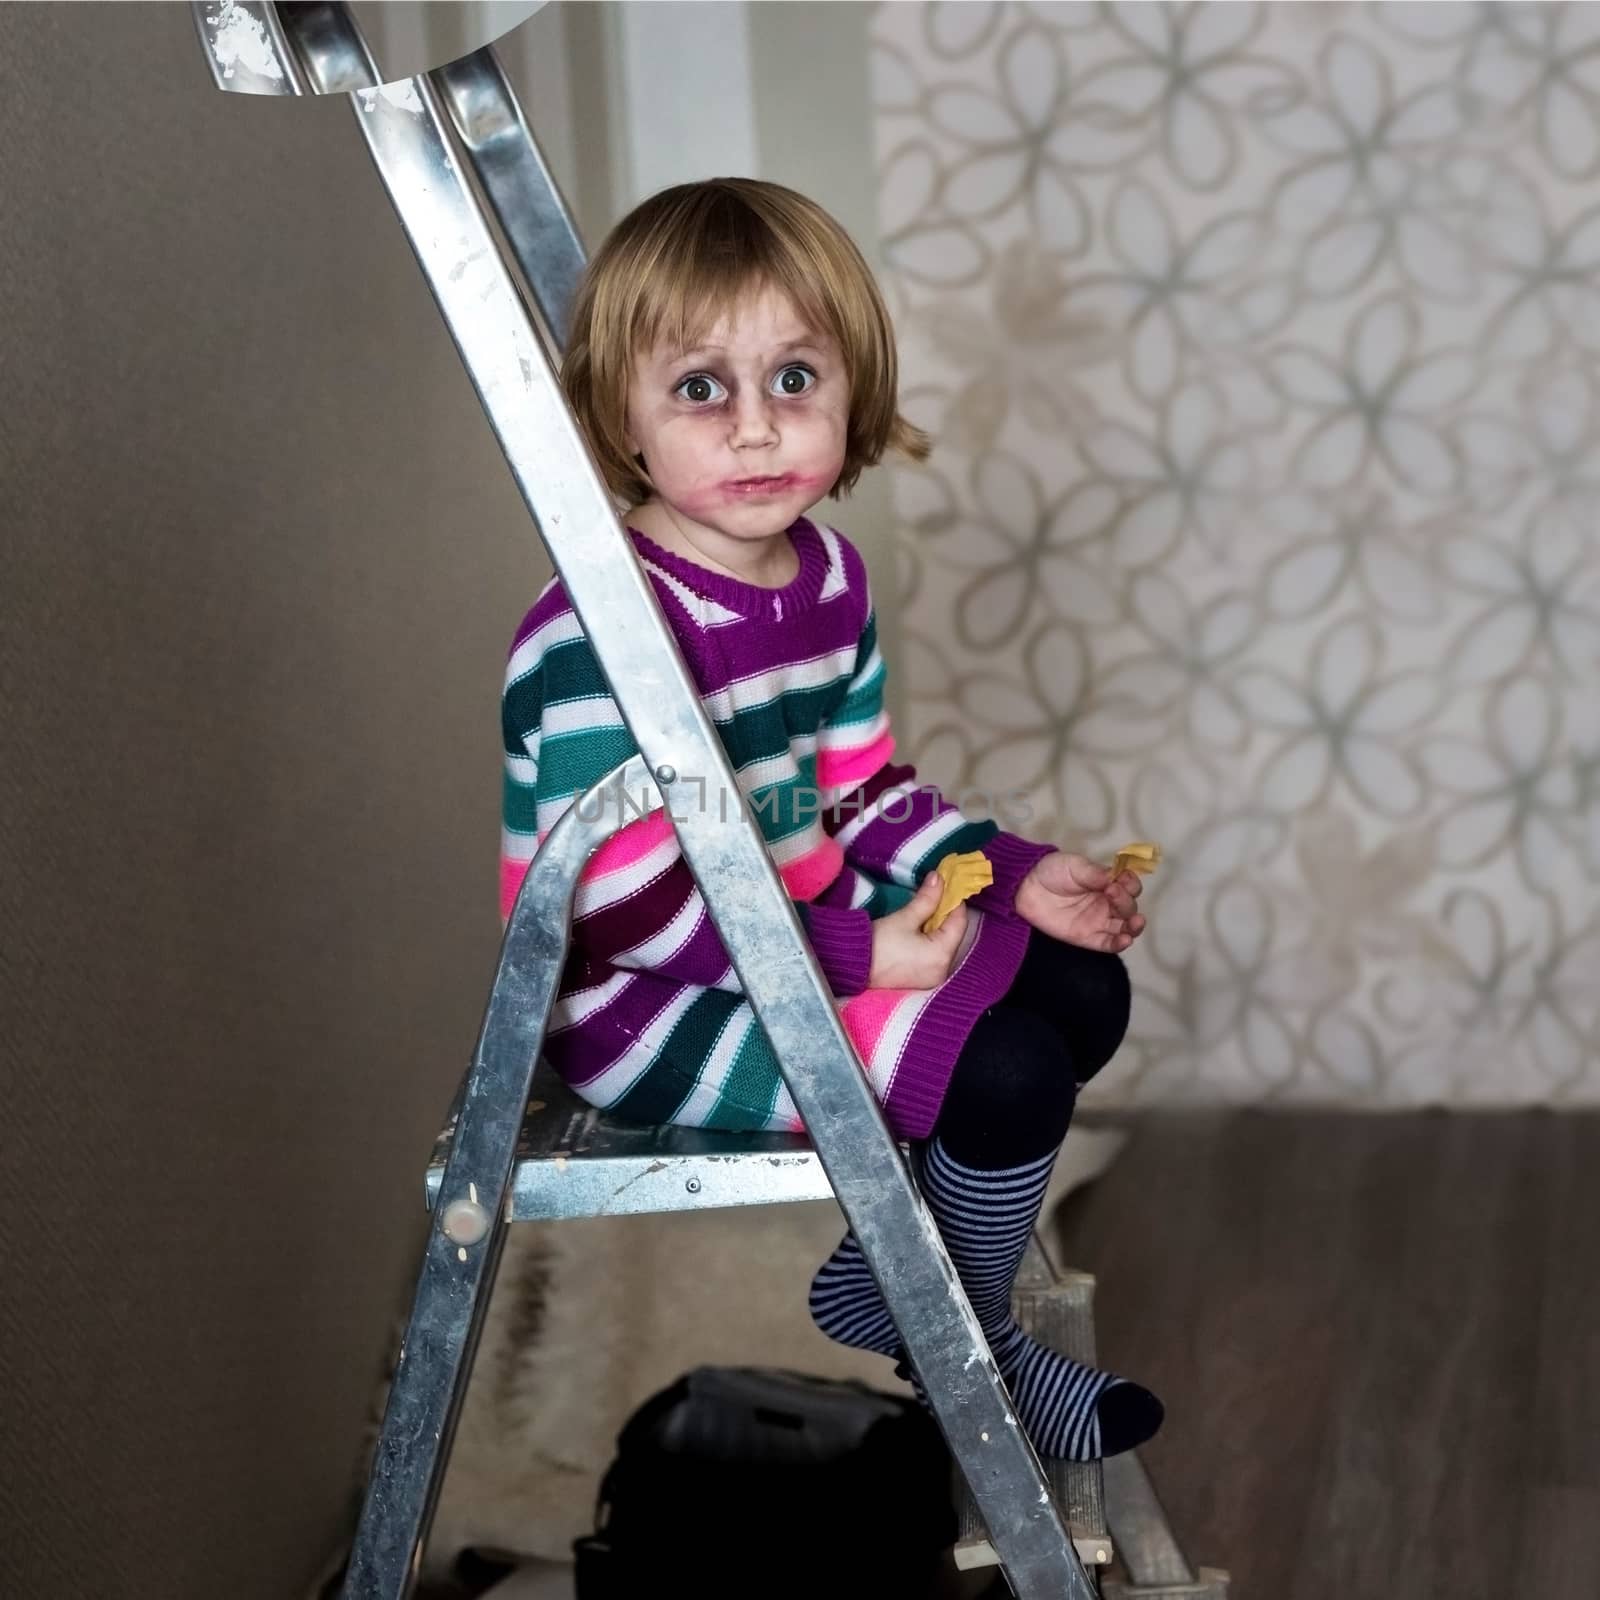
[
  {"x1": 612, "y1": 895, "x2": 733, "y2": 989},
  {"x1": 831, "y1": 777, "x2": 918, "y2": 852},
  {"x1": 834, "y1": 644, "x2": 885, "y2": 705},
  {"x1": 637, "y1": 561, "x2": 744, "y2": 629},
  {"x1": 732, "y1": 743, "x2": 815, "y2": 797},
  {"x1": 817, "y1": 707, "x2": 889, "y2": 754},
  {"x1": 886, "y1": 808, "x2": 972, "y2": 883},
  {"x1": 702, "y1": 650, "x2": 857, "y2": 722},
  {"x1": 578, "y1": 984, "x2": 704, "y2": 1105},
  {"x1": 506, "y1": 604, "x2": 586, "y2": 685},
  {"x1": 860, "y1": 987, "x2": 934, "y2": 1104},
  {"x1": 548, "y1": 966, "x2": 637, "y2": 1032},
  {"x1": 671, "y1": 1004, "x2": 760, "y2": 1125},
  {"x1": 815, "y1": 524, "x2": 851, "y2": 604},
  {"x1": 573, "y1": 829, "x2": 684, "y2": 917},
  {"x1": 540, "y1": 695, "x2": 628, "y2": 738}
]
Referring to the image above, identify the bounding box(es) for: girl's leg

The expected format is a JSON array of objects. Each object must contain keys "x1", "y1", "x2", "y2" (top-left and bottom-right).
[
  {"x1": 907, "y1": 1011, "x2": 1161, "y2": 1459},
  {"x1": 810, "y1": 932, "x2": 1126, "y2": 1350},
  {"x1": 808, "y1": 938, "x2": 1161, "y2": 1460},
  {"x1": 806, "y1": 1002, "x2": 1081, "y2": 1359},
  {"x1": 996, "y1": 930, "x2": 1133, "y2": 1090}
]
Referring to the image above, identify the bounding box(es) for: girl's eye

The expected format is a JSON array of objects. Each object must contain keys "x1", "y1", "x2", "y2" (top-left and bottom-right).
[
  {"x1": 675, "y1": 373, "x2": 725, "y2": 404},
  {"x1": 773, "y1": 365, "x2": 816, "y2": 397}
]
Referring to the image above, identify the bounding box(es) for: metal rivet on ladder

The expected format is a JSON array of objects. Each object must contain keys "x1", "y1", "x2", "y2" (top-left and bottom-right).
[
  {"x1": 685, "y1": 1177, "x2": 701, "y2": 1193},
  {"x1": 655, "y1": 763, "x2": 677, "y2": 785},
  {"x1": 440, "y1": 1198, "x2": 491, "y2": 1246}
]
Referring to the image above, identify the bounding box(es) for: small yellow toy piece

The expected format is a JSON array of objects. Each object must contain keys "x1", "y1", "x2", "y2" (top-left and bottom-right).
[
  {"x1": 1112, "y1": 841, "x2": 1162, "y2": 878},
  {"x1": 921, "y1": 850, "x2": 993, "y2": 935}
]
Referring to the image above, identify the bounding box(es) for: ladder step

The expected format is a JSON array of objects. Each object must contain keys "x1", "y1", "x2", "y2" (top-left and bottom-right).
[
  {"x1": 426, "y1": 1063, "x2": 834, "y2": 1220},
  {"x1": 953, "y1": 1254, "x2": 1111, "y2": 1575},
  {"x1": 1101, "y1": 1571, "x2": 1231, "y2": 1599}
]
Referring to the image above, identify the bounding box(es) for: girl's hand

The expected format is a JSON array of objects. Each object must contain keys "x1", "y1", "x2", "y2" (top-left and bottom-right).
[
  {"x1": 867, "y1": 872, "x2": 969, "y2": 989},
  {"x1": 1015, "y1": 851, "x2": 1147, "y2": 953}
]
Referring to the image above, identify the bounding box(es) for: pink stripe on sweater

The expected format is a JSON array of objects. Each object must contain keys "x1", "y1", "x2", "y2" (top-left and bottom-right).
[
  {"x1": 817, "y1": 730, "x2": 896, "y2": 792},
  {"x1": 787, "y1": 986, "x2": 912, "y2": 1134},
  {"x1": 779, "y1": 836, "x2": 845, "y2": 902},
  {"x1": 501, "y1": 811, "x2": 671, "y2": 922},
  {"x1": 837, "y1": 985, "x2": 917, "y2": 1065},
  {"x1": 518, "y1": 810, "x2": 843, "y2": 912},
  {"x1": 500, "y1": 856, "x2": 529, "y2": 924},
  {"x1": 576, "y1": 810, "x2": 675, "y2": 882}
]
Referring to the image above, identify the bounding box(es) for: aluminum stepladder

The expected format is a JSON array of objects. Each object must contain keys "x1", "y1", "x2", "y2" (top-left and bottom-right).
[{"x1": 192, "y1": 8, "x2": 1227, "y2": 1598}]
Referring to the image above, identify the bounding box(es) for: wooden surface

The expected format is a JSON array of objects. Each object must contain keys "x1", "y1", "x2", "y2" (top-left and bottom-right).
[{"x1": 1058, "y1": 1112, "x2": 1600, "y2": 1600}]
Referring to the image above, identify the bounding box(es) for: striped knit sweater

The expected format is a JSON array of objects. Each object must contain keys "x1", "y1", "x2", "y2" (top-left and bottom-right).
[{"x1": 499, "y1": 518, "x2": 1055, "y2": 1139}]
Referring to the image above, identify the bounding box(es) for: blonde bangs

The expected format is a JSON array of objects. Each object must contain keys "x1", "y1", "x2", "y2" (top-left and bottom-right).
[{"x1": 563, "y1": 179, "x2": 929, "y2": 507}]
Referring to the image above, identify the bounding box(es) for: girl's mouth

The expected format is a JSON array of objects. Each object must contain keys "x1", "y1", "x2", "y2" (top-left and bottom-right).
[{"x1": 723, "y1": 474, "x2": 796, "y2": 495}]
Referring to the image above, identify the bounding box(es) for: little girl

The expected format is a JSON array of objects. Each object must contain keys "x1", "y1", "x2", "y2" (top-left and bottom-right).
[{"x1": 501, "y1": 178, "x2": 1163, "y2": 1463}]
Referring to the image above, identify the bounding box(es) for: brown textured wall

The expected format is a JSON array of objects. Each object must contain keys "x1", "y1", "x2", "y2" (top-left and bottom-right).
[{"x1": 0, "y1": 7, "x2": 545, "y2": 1594}]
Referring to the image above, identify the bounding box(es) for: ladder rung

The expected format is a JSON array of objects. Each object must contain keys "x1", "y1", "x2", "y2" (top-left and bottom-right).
[
  {"x1": 1101, "y1": 1573, "x2": 1231, "y2": 1599},
  {"x1": 426, "y1": 1063, "x2": 834, "y2": 1220},
  {"x1": 956, "y1": 1533, "x2": 1112, "y2": 1576}
]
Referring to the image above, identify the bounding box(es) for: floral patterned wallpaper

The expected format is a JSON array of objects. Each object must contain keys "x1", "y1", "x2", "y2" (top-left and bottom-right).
[{"x1": 870, "y1": 2, "x2": 1600, "y2": 1106}]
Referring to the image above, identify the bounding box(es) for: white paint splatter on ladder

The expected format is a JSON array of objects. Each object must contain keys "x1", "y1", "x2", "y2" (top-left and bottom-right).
[{"x1": 210, "y1": 0, "x2": 283, "y2": 83}]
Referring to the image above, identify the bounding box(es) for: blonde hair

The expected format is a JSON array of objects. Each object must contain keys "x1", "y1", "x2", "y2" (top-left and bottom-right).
[{"x1": 562, "y1": 178, "x2": 930, "y2": 507}]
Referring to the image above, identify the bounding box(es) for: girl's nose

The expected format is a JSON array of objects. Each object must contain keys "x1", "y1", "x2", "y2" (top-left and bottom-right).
[{"x1": 730, "y1": 391, "x2": 779, "y2": 449}]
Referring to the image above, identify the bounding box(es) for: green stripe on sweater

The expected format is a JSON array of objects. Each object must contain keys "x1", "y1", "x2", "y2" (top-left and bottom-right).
[
  {"x1": 907, "y1": 818, "x2": 1000, "y2": 883},
  {"x1": 536, "y1": 726, "x2": 643, "y2": 800},
  {"x1": 609, "y1": 990, "x2": 744, "y2": 1124},
  {"x1": 503, "y1": 770, "x2": 540, "y2": 834},
  {"x1": 708, "y1": 1010, "x2": 785, "y2": 1129}
]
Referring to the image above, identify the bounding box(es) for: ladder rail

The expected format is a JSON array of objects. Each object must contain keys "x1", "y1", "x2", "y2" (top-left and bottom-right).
[
  {"x1": 192, "y1": 8, "x2": 1097, "y2": 1598},
  {"x1": 433, "y1": 49, "x2": 584, "y2": 346},
  {"x1": 1103, "y1": 1451, "x2": 1200, "y2": 1589},
  {"x1": 192, "y1": 0, "x2": 305, "y2": 94},
  {"x1": 348, "y1": 753, "x2": 645, "y2": 1593}
]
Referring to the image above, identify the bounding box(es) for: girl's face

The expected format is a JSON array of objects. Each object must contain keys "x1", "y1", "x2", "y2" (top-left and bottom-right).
[{"x1": 624, "y1": 285, "x2": 848, "y2": 555}]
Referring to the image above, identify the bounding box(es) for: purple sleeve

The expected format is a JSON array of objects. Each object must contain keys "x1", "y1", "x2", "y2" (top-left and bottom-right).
[
  {"x1": 822, "y1": 762, "x2": 1054, "y2": 921},
  {"x1": 967, "y1": 829, "x2": 1056, "y2": 919},
  {"x1": 794, "y1": 901, "x2": 874, "y2": 996}
]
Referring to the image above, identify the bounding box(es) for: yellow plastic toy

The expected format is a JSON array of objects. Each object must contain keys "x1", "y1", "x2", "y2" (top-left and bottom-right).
[
  {"x1": 1112, "y1": 841, "x2": 1162, "y2": 878},
  {"x1": 921, "y1": 849, "x2": 993, "y2": 934}
]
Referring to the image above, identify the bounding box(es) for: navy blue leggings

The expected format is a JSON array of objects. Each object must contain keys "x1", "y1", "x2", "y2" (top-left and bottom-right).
[{"x1": 930, "y1": 932, "x2": 1131, "y2": 1170}]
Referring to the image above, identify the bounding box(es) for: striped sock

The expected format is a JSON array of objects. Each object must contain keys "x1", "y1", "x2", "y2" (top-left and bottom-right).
[
  {"x1": 806, "y1": 1232, "x2": 901, "y2": 1357},
  {"x1": 807, "y1": 1141, "x2": 1162, "y2": 1462}
]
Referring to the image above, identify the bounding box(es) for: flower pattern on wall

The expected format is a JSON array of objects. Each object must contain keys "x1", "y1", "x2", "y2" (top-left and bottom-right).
[{"x1": 872, "y1": 0, "x2": 1600, "y2": 1106}]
